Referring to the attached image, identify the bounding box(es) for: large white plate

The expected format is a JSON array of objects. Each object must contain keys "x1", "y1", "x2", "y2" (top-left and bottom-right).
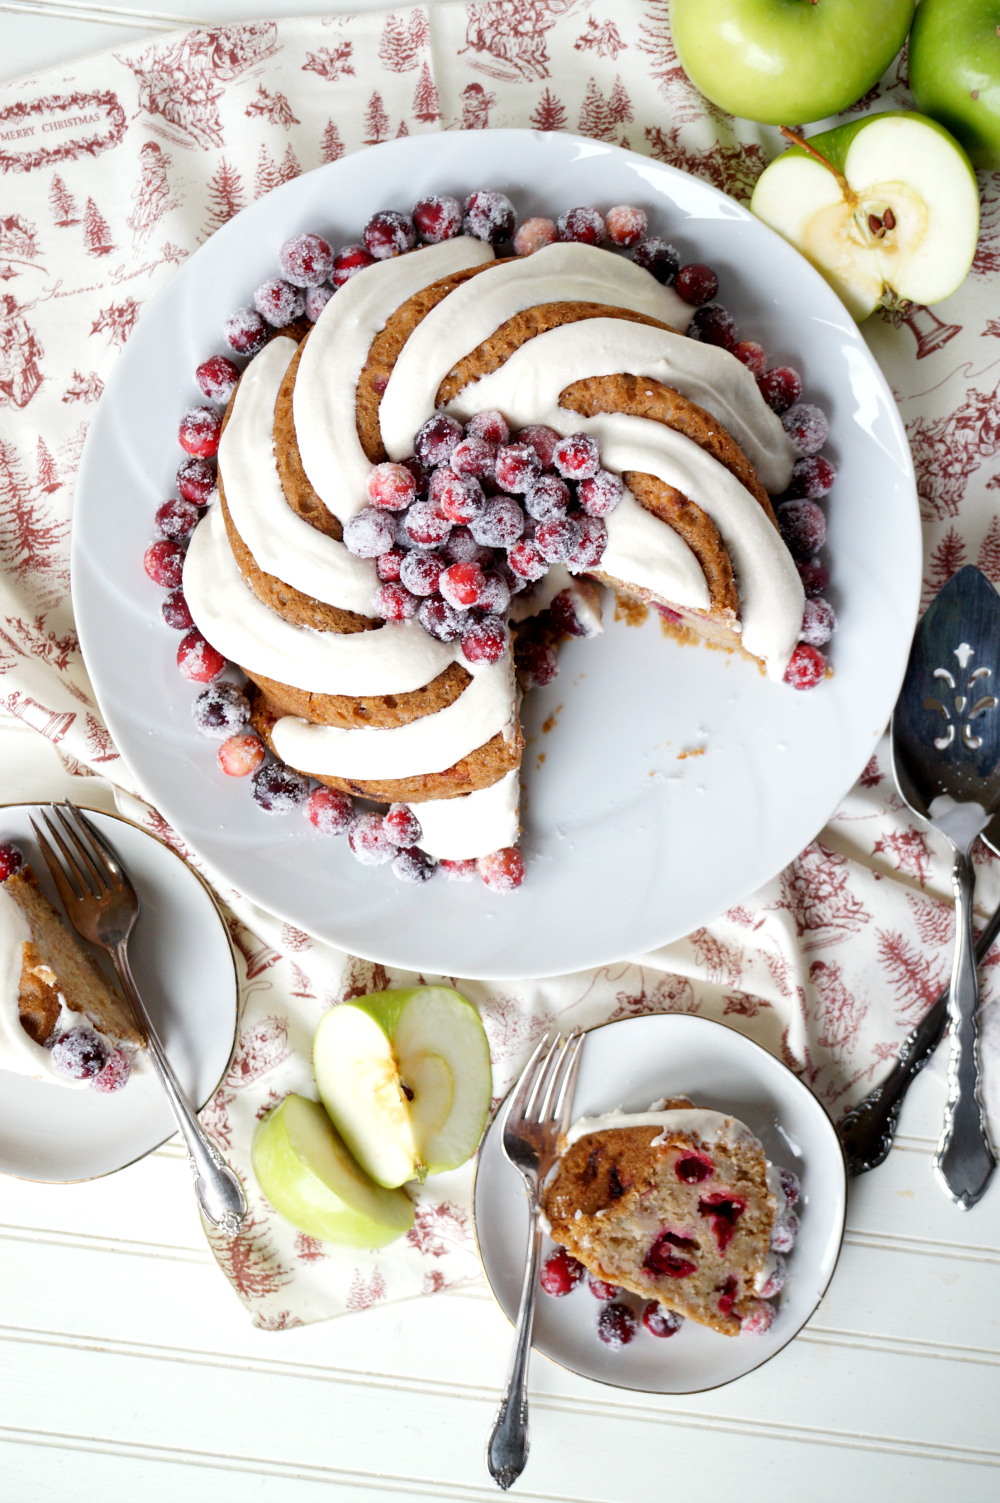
[
  {"x1": 0, "y1": 804, "x2": 238, "y2": 1182},
  {"x1": 474, "y1": 1014, "x2": 847, "y2": 1393},
  {"x1": 73, "y1": 129, "x2": 920, "y2": 980}
]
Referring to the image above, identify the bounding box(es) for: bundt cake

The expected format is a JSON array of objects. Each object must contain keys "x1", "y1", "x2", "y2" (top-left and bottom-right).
[
  {"x1": 0, "y1": 842, "x2": 142, "y2": 1091},
  {"x1": 180, "y1": 209, "x2": 807, "y2": 875}
]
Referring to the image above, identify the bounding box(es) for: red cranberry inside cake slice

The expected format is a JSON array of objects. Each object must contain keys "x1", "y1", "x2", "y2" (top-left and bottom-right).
[{"x1": 541, "y1": 1097, "x2": 777, "y2": 1336}]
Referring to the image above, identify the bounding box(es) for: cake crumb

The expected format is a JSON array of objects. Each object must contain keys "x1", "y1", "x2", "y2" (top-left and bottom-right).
[
  {"x1": 542, "y1": 706, "x2": 563, "y2": 735},
  {"x1": 677, "y1": 746, "x2": 705, "y2": 761},
  {"x1": 614, "y1": 592, "x2": 648, "y2": 628}
]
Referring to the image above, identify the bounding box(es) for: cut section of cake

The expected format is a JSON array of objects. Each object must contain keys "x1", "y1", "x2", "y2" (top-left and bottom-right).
[{"x1": 542, "y1": 1097, "x2": 778, "y2": 1336}]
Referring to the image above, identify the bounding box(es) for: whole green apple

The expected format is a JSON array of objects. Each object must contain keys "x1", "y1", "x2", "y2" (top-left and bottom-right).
[
  {"x1": 910, "y1": 0, "x2": 1000, "y2": 170},
  {"x1": 670, "y1": 0, "x2": 915, "y2": 125}
]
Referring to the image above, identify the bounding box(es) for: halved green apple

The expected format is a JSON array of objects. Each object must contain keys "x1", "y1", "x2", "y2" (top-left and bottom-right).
[
  {"x1": 252, "y1": 1093, "x2": 414, "y2": 1247},
  {"x1": 313, "y1": 987, "x2": 493, "y2": 1189},
  {"x1": 751, "y1": 112, "x2": 979, "y2": 320}
]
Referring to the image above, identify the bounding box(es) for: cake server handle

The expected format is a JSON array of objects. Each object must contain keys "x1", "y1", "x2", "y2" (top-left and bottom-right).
[{"x1": 486, "y1": 1203, "x2": 542, "y2": 1490}]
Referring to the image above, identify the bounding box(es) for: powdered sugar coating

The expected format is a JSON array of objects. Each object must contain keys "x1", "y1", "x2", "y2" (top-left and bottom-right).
[
  {"x1": 578, "y1": 469, "x2": 623, "y2": 518},
  {"x1": 176, "y1": 456, "x2": 216, "y2": 506},
  {"x1": 463, "y1": 190, "x2": 516, "y2": 243},
  {"x1": 251, "y1": 762, "x2": 310, "y2": 813},
  {"x1": 783, "y1": 642, "x2": 826, "y2": 691},
  {"x1": 348, "y1": 812, "x2": 394, "y2": 865},
  {"x1": 279, "y1": 233, "x2": 333, "y2": 288},
  {"x1": 470, "y1": 497, "x2": 525, "y2": 548},
  {"x1": 195, "y1": 354, "x2": 239, "y2": 403},
  {"x1": 461, "y1": 613, "x2": 508, "y2": 664},
  {"x1": 777, "y1": 500, "x2": 826, "y2": 558},
  {"x1": 478, "y1": 846, "x2": 525, "y2": 890},
  {"x1": 364, "y1": 210, "x2": 417, "y2": 260},
  {"x1": 392, "y1": 846, "x2": 436, "y2": 883},
  {"x1": 223, "y1": 306, "x2": 267, "y2": 356},
  {"x1": 305, "y1": 284, "x2": 335, "y2": 322},
  {"x1": 343, "y1": 508, "x2": 398, "y2": 558},
  {"x1": 254, "y1": 277, "x2": 305, "y2": 327},
  {"x1": 782, "y1": 403, "x2": 829, "y2": 457},
  {"x1": 412, "y1": 194, "x2": 464, "y2": 244},
  {"x1": 305, "y1": 786, "x2": 353, "y2": 835},
  {"x1": 800, "y1": 596, "x2": 836, "y2": 647},
  {"x1": 178, "y1": 405, "x2": 222, "y2": 458},
  {"x1": 218, "y1": 734, "x2": 265, "y2": 777},
  {"x1": 177, "y1": 630, "x2": 226, "y2": 684},
  {"x1": 384, "y1": 803, "x2": 422, "y2": 847},
  {"x1": 373, "y1": 581, "x2": 419, "y2": 621},
  {"x1": 556, "y1": 206, "x2": 607, "y2": 246},
  {"x1": 552, "y1": 432, "x2": 600, "y2": 480},
  {"x1": 192, "y1": 682, "x2": 250, "y2": 740},
  {"x1": 514, "y1": 217, "x2": 558, "y2": 257},
  {"x1": 332, "y1": 244, "x2": 376, "y2": 288},
  {"x1": 606, "y1": 204, "x2": 647, "y2": 248}
]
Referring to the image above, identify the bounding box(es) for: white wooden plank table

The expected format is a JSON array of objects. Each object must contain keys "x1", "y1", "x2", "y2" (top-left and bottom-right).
[{"x1": 3, "y1": 10, "x2": 1000, "y2": 1497}]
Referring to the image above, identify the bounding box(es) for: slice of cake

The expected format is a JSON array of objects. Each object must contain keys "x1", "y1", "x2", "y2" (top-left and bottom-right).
[
  {"x1": 542, "y1": 1096, "x2": 779, "y2": 1336},
  {"x1": 0, "y1": 841, "x2": 143, "y2": 1092}
]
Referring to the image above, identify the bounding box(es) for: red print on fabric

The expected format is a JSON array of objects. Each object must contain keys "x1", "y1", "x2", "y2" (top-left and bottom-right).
[
  {"x1": 0, "y1": 294, "x2": 43, "y2": 408},
  {"x1": 125, "y1": 25, "x2": 279, "y2": 150},
  {"x1": 126, "y1": 141, "x2": 178, "y2": 249},
  {"x1": 908, "y1": 380, "x2": 1000, "y2": 521},
  {"x1": 778, "y1": 843, "x2": 870, "y2": 950},
  {"x1": 0, "y1": 91, "x2": 125, "y2": 174},
  {"x1": 461, "y1": 0, "x2": 573, "y2": 82}
]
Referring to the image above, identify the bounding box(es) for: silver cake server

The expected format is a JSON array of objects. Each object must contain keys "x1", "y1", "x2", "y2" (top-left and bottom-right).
[{"x1": 890, "y1": 565, "x2": 1000, "y2": 1209}]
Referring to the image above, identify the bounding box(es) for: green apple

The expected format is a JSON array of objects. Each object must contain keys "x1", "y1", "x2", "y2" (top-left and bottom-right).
[
  {"x1": 750, "y1": 112, "x2": 979, "y2": 319},
  {"x1": 910, "y1": 0, "x2": 1000, "y2": 171},
  {"x1": 252, "y1": 1094, "x2": 414, "y2": 1247},
  {"x1": 670, "y1": 0, "x2": 915, "y2": 126},
  {"x1": 313, "y1": 987, "x2": 492, "y2": 1189}
]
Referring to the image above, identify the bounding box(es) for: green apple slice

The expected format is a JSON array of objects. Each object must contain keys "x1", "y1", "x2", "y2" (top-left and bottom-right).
[
  {"x1": 751, "y1": 112, "x2": 979, "y2": 320},
  {"x1": 313, "y1": 987, "x2": 493, "y2": 1188},
  {"x1": 251, "y1": 1094, "x2": 414, "y2": 1248}
]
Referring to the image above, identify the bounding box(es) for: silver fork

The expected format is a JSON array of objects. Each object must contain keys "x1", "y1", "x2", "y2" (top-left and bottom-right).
[
  {"x1": 486, "y1": 1029, "x2": 585, "y2": 1491},
  {"x1": 30, "y1": 801, "x2": 248, "y2": 1234}
]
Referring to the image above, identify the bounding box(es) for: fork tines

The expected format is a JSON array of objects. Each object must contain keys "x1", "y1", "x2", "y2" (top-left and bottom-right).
[
  {"x1": 29, "y1": 801, "x2": 121, "y2": 902},
  {"x1": 507, "y1": 1029, "x2": 584, "y2": 1134}
]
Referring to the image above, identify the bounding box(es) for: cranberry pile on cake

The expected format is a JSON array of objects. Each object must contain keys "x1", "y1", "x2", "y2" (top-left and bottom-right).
[
  {"x1": 143, "y1": 189, "x2": 839, "y2": 889},
  {"x1": 541, "y1": 1097, "x2": 801, "y2": 1341}
]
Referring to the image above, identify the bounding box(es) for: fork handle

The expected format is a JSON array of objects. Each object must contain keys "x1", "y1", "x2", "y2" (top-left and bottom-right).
[
  {"x1": 486, "y1": 1205, "x2": 542, "y2": 1490},
  {"x1": 113, "y1": 943, "x2": 248, "y2": 1234}
]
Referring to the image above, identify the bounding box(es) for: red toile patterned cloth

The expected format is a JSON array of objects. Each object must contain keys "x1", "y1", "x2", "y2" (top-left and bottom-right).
[{"x1": 2, "y1": 5, "x2": 1000, "y2": 1327}]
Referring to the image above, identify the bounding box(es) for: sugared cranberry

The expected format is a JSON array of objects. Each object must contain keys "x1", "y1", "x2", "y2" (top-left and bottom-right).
[
  {"x1": 507, "y1": 536, "x2": 548, "y2": 581},
  {"x1": 144, "y1": 539, "x2": 185, "y2": 589},
  {"x1": 470, "y1": 497, "x2": 524, "y2": 549},
  {"x1": 516, "y1": 425, "x2": 561, "y2": 469},
  {"x1": 373, "y1": 581, "x2": 419, "y2": 622},
  {"x1": 0, "y1": 842, "x2": 24, "y2": 882},
  {"x1": 412, "y1": 194, "x2": 463, "y2": 243},
  {"x1": 363, "y1": 210, "x2": 416, "y2": 260},
  {"x1": 797, "y1": 557, "x2": 829, "y2": 599},
  {"x1": 494, "y1": 444, "x2": 541, "y2": 495},
  {"x1": 789, "y1": 455, "x2": 836, "y2": 500},
  {"x1": 218, "y1": 734, "x2": 265, "y2": 777},
  {"x1": 403, "y1": 500, "x2": 452, "y2": 549},
  {"x1": 418, "y1": 597, "x2": 464, "y2": 642},
  {"x1": 440, "y1": 857, "x2": 478, "y2": 881},
  {"x1": 782, "y1": 403, "x2": 829, "y2": 457},
  {"x1": 568, "y1": 513, "x2": 608, "y2": 570},
  {"x1": 176, "y1": 456, "x2": 216, "y2": 506},
  {"x1": 466, "y1": 410, "x2": 509, "y2": 447},
  {"x1": 536, "y1": 516, "x2": 581, "y2": 564},
  {"x1": 643, "y1": 1302, "x2": 683, "y2": 1337},
  {"x1": 588, "y1": 1274, "x2": 620, "y2": 1300},
  {"x1": 223, "y1": 307, "x2": 267, "y2": 356},
  {"x1": 800, "y1": 597, "x2": 836, "y2": 648},
  {"x1": 770, "y1": 1212, "x2": 800, "y2": 1253},
  {"x1": 758, "y1": 1254, "x2": 787, "y2": 1300},
  {"x1": 442, "y1": 527, "x2": 494, "y2": 567},
  {"x1": 195, "y1": 354, "x2": 240, "y2": 403},
  {"x1": 784, "y1": 642, "x2": 826, "y2": 690},
  {"x1": 597, "y1": 1302, "x2": 638, "y2": 1349},
  {"x1": 348, "y1": 812, "x2": 394, "y2": 865},
  {"x1": 343, "y1": 508, "x2": 398, "y2": 558},
  {"x1": 514, "y1": 217, "x2": 557, "y2": 256},
  {"x1": 689, "y1": 304, "x2": 738, "y2": 351},
  {"x1": 674, "y1": 263, "x2": 719, "y2": 305},
  {"x1": 305, "y1": 284, "x2": 334, "y2": 322},
  {"x1": 552, "y1": 432, "x2": 600, "y2": 480},
  {"x1": 435, "y1": 472, "x2": 486, "y2": 525},
  {"x1": 578, "y1": 469, "x2": 623, "y2": 518},
  {"x1": 463, "y1": 190, "x2": 516, "y2": 244},
  {"x1": 478, "y1": 846, "x2": 525, "y2": 891},
  {"x1": 606, "y1": 204, "x2": 647, "y2": 248},
  {"x1": 734, "y1": 340, "x2": 766, "y2": 376},
  {"x1": 178, "y1": 405, "x2": 222, "y2": 458},
  {"x1": 155, "y1": 498, "x2": 200, "y2": 542},
  {"x1": 525, "y1": 475, "x2": 571, "y2": 521},
  {"x1": 51, "y1": 1024, "x2": 109, "y2": 1081},
  {"x1": 279, "y1": 233, "x2": 333, "y2": 288},
  {"x1": 540, "y1": 1247, "x2": 585, "y2": 1296},
  {"x1": 376, "y1": 546, "x2": 406, "y2": 582},
  {"x1": 92, "y1": 1046, "x2": 132, "y2": 1094},
  {"x1": 331, "y1": 244, "x2": 376, "y2": 287},
  {"x1": 633, "y1": 238, "x2": 680, "y2": 285},
  {"x1": 252, "y1": 762, "x2": 310, "y2": 813},
  {"x1": 557, "y1": 206, "x2": 606, "y2": 246},
  {"x1": 399, "y1": 551, "x2": 443, "y2": 597},
  {"x1": 757, "y1": 365, "x2": 803, "y2": 414},
  {"x1": 479, "y1": 570, "x2": 511, "y2": 615},
  {"x1": 440, "y1": 560, "x2": 485, "y2": 609},
  {"x1": 777, "y1": 499, "x2": 826, "y2": 559},
  {"x1": 305, "y1": 786, "x2": 353, "y2": 834},
  {"x1": 392, "y1": 846, "x2": 436, "y2": 884},
  {"x1": 515, "y1": 638, "x2": 559, "y2": 687},
  {"x1": 367, "y1": 462, "x2": 416, "y2": 512},
  {"x1": 384, "y1": 804, "x2": 422, "y2": 847},
  {"x1": 254, "y1": 277, "x2": 305, "y2": 327},
  {"x1": 741, "y1": 1299, "x2": 776, "y2": 1335},
  {"x1": 450, "y1": 437, "x2": 496, "y2": 482},
  {"x1": 548, "y1": 589, "x2": 586, "y2": 638},
  {"x1": 778, "y1": 1168, "x2": 801, "y2": 1208},
  {"x1": 177, "y1": 630, "x2": 226, "y2": 683},
  {"x1": 644, "y1": 1230, "x2": 698, "y2": 1279},
  {"x1": 414, "y1": 414, "x2": 464, "y2": 468},
  {"x1": 462, "y1": 614, "x2": 508, "y2": 664},
  {"x1": 192, "y1": 682, "x2": 250, "y2": 739},
  {"x1": 699, "y1": 1194, "x2": 746, "y2": 1255},
  {"x1": 675, "y1": 1153, "x2": 715, "y2": 1184}
]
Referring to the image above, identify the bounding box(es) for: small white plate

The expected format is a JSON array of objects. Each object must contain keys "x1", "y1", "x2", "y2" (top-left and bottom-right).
[
  {"x1": 473, "y1": 1014, "x2": 847, "y2": 1394},
  {"x1": 0, "y1": 804, "x2": 238, "y2": 1183},
  {"x1": 73, "y1": 129, "x2": 921, "y2": 980}
]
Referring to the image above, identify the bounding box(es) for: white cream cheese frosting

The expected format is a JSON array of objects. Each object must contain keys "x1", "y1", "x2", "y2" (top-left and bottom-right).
[
  {"x1": 564, "y1": 1104, "x2": 758, "y2": 1152},
  {"x1": 294, "y1": 237, "x2": 496, "y2": 523},
  {"x1": 218, "y1": 336, "x2": 378, "y2": 616},
  {"x1": 412, "y1": 770, "x2": 520, "y2": 858}
]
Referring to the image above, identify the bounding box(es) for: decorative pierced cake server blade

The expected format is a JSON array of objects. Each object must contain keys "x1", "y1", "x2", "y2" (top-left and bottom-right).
[{"x1": 890, "y1": 566, "x2": 1000, "y2": 1209}]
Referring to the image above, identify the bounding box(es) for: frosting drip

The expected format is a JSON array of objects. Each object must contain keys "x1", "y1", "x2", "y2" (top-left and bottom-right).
[
  {"x1": 219, "y1": 337, "x2": 378, "y2": 615},
  {"x1": 564, "y1": 1105, "x2": 758, "y2": 1152},
  {"x1": 413, "y1": 770, "x2": 520, "y2": 858}
]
